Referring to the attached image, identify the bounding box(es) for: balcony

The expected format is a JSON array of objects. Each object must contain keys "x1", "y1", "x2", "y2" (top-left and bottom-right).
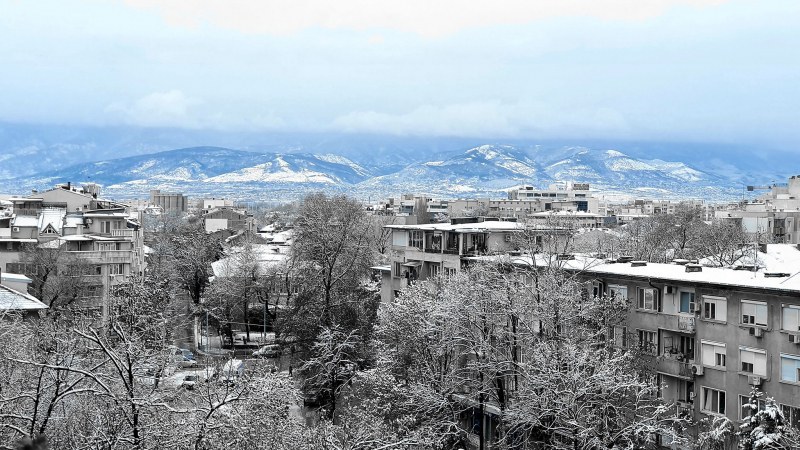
[
  {"x1": 655, "y1": 356, "x2": 695, "y2": 380},
  {"x1": 69, "y1": 250, "x2": 134, "y2": 264},
  {"x1": 111, "y1": 229, "x2": 135, "y2": 238},
  {"x1": 677, "y1": 316, "x2": 696, "y2": 333}
]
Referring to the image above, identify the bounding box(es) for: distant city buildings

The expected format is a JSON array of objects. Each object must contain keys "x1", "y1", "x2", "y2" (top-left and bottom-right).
[
  {"x1": 149, "y1": 189, "x2": 188, "y2": 214},
  {"x1": 715, "y1": 175, "x2": 800, "y2": 244}
]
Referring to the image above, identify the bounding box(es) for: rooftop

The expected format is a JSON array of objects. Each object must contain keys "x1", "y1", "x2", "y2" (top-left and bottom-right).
[{"x1": 0, "y1": 284, "x2": 48, "y2": 311}]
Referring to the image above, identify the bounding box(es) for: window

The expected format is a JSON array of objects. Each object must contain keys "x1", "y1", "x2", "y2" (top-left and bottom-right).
[
  {"x1": 701, "y1": 341, "x2": 726, "y2": 369},
  {"x1": 608, "y1": 284, "x2": 628, "y2": 300},
  {"x1": 429, "y1": 263, "x2": 441, "y2": 278},
  {"x1": 740, "y1": 396, "x2": 766, "y2": 420},
  {"x1": 637, "y1": 329, "x2": 657, "y2": 354},
  {"x1": 741, "y1": 300, "x2": 768, "y2": 327},
  {"x1": 780, "y1": 354, "x2": 800, "y2": 383},
  {"x1": 679, "y1": 292, "x2": 696, "y2": 314},
  {"x1": 783, "y1": 305, "x2": 800, "y2": 332},
  {"x1": 780, "y1": 404, "x2": 800, "y2": 429},
  {"x1": 739, "y1": 347, "x2": 767, "y2": 376},
  {"x1": 101, "y1": 221, "x2": 111, "y2": 233},
  {"x1": 408, "y1": 230, "x2": 422, "y2": 249},
  {"x1": 109, "y1": 264, "x2": 124, "y2": 275},
  {"x1": 703, "y1": 296, "x2": 727, "y2": 322},
  {"x1": 393, "y1": 262, "x2": 402, "y2": 277},
  {"x1": 445, "y1": 267, "x2": 457, "y2": 278},
  {"x1": 701, "y1": 387, "x2": 726, "y2": 415},
  {"x1": 637, "y1": 287, "x2": 660, "y2": 311}
]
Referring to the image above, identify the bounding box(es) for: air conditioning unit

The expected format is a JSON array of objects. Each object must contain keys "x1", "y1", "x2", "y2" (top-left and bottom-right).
[
  {"x1": 12, "y1": 227, "x2": 19, "y2": 232},
  {"x1": 666, "y1": 286, "x2": 675, "y2": 294},
  {"x1": 748, "y1": 376, "x2": 763, "y2": 387},
  {"x1": 692, "y1": 364, "x2": 704, "y2": 376},
  {"x1": 504, "y1": 234, "x2": 512, "y2": 242},
  {"x1": 790, "y1": 334, "x2": 800, "y2": 344},
  {"x1": 750, "y1": 327, "x2": 764, "y2": 338}
]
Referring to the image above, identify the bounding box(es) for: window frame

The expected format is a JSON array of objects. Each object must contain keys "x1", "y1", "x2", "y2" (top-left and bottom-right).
[
  {"x1": 701, "y1": 387, "x2": 726, "y2": 415},
  {"x1": 637, "y1": 329, "x2": 657, "y2": 355},
  {"x1": 702, "y1": 296, "x2": 727, "y2": 322},
  {"x1": 701, "y1": 340, "x2": 727, "y2": 370},
  {"x1": 741, "y1": 299, "x2": 768, "y2": 327},
  {"x1": 637, "y1": 287, "x2": 661, "y2": 312},
  {"x1": 782, "y1": 304, "x2": 800, "y2": 333},
  {"x1": 739, "y1": 346, "x2": 768, "y2": 377}
]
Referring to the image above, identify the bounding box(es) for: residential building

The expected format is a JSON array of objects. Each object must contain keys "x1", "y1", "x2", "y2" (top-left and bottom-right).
[
  {"x1": 203, "y1": 208, "x2": 255, "y2": 234},
  {"x1": 199, "y1": 198, "x2": 234, "y2": 214},
  {"x1": 0, "y1": 271, "x2": 48, "y2": 318},
  {"x1": 1, "y1": 184, "x2": 145, "y2": 320}
]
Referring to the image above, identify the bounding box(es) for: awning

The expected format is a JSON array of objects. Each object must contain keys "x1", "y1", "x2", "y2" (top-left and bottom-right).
[{"x1": 401, "y1": 261, "x2": 423, "y2": 268}]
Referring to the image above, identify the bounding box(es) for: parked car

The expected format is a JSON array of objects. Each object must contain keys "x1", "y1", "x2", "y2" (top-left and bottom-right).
[
  {"x1": 252, "y1": 344, "x2": 282, "y2": 358},
  {"x1": 182, "y1": 374, "x2": 199, "y2": 390}
]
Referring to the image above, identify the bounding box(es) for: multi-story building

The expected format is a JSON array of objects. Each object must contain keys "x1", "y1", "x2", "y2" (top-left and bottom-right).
[
  {"x1": 1, "y1": 184, "x2": 145, "y2": 320},
  {"x1": 713, "y1": 176, "x2": 800, "y2": 244},
  {"x1": 203, "y1": 208, "x2": 255, "y2": 234},
  {"x1": 378, "y1": 217, "x2": 569, "y2": 302}
]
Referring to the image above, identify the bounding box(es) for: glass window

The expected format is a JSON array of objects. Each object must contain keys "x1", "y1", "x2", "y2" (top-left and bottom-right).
[
  {"x1": 637, "y1": 288, "x2": 660, "y2": 312},
  {"x1": 680, "y1": 292, "x2": 696, "y2": 313},
  {"x1": 408, "y1": 230, "x2": 423, "y2": 249},
  {"x1": 608, "y1": 285, "x2": 628, "y2": 300},
  {"x1": 703, "y1": 296, "x2": 727, "y2": 322},
  {"x1": 739, "y1": 347, "x2": 767, "y2": 376},
  {"x1": 740, "y1": 396, "x2": 766, "y2": 420},
  {"x1": 741, "y1": 300, "x2": 768, "y2": 327},
  {"x1": 701, "y1": 341, "x2": 726, "y2": 369},
  {"x1": 781, "y1": 354, "x2": 800, "y2": 383},
  {"x1": 780, "y1": 404, "x2": 800, "y2": 430},
  {"x1": 783, "y1": 305, "x2": 800, "y2": 332},
  {"x1": 702, "y1": 387, "x2": 726, "y2": 415}
]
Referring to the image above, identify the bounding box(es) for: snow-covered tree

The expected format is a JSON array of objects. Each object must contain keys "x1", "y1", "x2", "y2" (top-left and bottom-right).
[{"x1": 737, "y1": 388, "x2": 796, "y2": 450}]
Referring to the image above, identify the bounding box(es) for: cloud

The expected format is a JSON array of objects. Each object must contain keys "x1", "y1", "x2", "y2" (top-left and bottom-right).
[
  {"x1": 332, "y1": 101, "x2": 631, "y2": 138},
  {"x1": 106, "y1": 90, "x2": 201, "y2": 128},
  {"x1": 123, "y1": 0, "x2": 727, "y2": 37},
  {"x1": 106, "y1": 90, "x2": 287, "y2": 131}
]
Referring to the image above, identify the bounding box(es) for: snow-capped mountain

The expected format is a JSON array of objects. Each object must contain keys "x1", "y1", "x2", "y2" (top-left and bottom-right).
[{"x1": 5, "y1": 144, "x2": 745, "y2": 200}]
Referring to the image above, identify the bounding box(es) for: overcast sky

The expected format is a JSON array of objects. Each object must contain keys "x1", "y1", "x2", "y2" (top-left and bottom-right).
[{"x1": 1, "y1": 0, "x2": 798, "y2": 146}]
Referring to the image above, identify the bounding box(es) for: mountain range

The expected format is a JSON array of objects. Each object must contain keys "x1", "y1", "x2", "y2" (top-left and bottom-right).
[{"x1": 2, "y1": 143, "x2": 749, "y2": 201}]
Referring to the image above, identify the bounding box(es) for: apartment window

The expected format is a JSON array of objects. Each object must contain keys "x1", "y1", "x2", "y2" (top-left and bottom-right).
[
  {"x1": 741, "y1": 300, "x2": 768, "y2": 327},
  {"x1": 429, "y1": 263, "x2": 441, "y2": 278},
  {"x1": 637, "y1": 287, "x2": 660, "y2": 312},
  {"x1": 780, "y1": 354, "x2": 800, "y2": 383},
  {"x1": 739, "y1": 347, "x2": 767, "y2": 376},
  {"x1": 701, "y1": 341, "x2": 726, "y2": 369},
  {"x1": 109, "y1": 264, "x2": 124, "y2": 275},
  {"x1": 740, "y1": 396, "x2": 766, "y2": 420},
  {"x1": 101, "y1": 221, "x2": 111, "y2": 233},
  {"x1": 679, "y1": 292, "x2": 696, "y2": 314},
  {"x1": 637, "y1": 329, "x2": 657, "y2": 355},
  {"x1": 393, "y1": 262, "x2": 403, "y2": 277},
  {"x1": 608, "y1": 285, "x2": 627, "y2": 300},
  {"x1": 408, "y1": 230, "x2": 423, "y2": 249},
  {"x1": 703, "y1": 296, "x2": 727, "y2": 322},
  {"x1": 701, "y1": 387, "x2": 726, "y2": 415},
  {"x1": 445, "y1": 267, "x2": 457, "y2": 278},
  {"x1": 783, "y1": 305, "x2": 800, "y2": 332},
  {"x1": 780, "y1": 404, "x2": 800, "y2": 429}
]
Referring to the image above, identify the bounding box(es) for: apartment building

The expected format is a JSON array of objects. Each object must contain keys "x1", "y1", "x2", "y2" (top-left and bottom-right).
[
  {"x1": 1, "y1": 184, "x2": 145, "y2": 320},
  {"x1": 715, "y1": 175, "x2": 800, "y2": 244},
  {"x1": 203, "y1": 207, "x2": 255, "y2": 234},
  {"x1": 477, "y1": 253, "x2": 800, "y2": 443},
  {"x1": 377, "y1": 217, "x2": 570, "y2": 302}
]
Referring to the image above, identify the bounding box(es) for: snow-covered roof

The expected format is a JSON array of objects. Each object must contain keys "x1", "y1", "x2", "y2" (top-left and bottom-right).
[
  {"x1": 211, "y1": 244, "x2": 289, "y2": 278},
  {"x1": 12, "y1": 215, "x2": 38, "y2": 227},
  {"x1": 387, "y1": 220, "x2": 530, "y2": 233},
  {"x1": 39, "y1": 207, "x2": 66, "y2": 234},
  {"x1": 471, "y1": 254, "x2": 800, "y2": 294},
  {"x1": 699, "y1": 244, "x2": 800, "y2": 273},
  {"x1": 0, "y1": 285, "x2": 48, "y2": 311},
  {"x1": 1, "y1": 273, "x2": 32, "y2": 284}
]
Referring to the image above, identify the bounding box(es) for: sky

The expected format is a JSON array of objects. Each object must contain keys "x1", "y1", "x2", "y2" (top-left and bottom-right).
[{"x1": 1, "y1": 0, "x2": 798, "y2": 147}]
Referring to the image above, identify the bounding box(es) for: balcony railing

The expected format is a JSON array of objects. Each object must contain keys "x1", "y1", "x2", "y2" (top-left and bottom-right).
[
  {"x1": 111, "y1": 229, "x2": 135, "y2": 238},
  {"x1": 68, "y1": 250, "x2": 134, "y2": 263},
  {"x1": 656, "y1": 356, "x2": 695, "y2": 380},
  {"x1": 677, "y1": 316, "x2": 696, "y2": 333}
]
